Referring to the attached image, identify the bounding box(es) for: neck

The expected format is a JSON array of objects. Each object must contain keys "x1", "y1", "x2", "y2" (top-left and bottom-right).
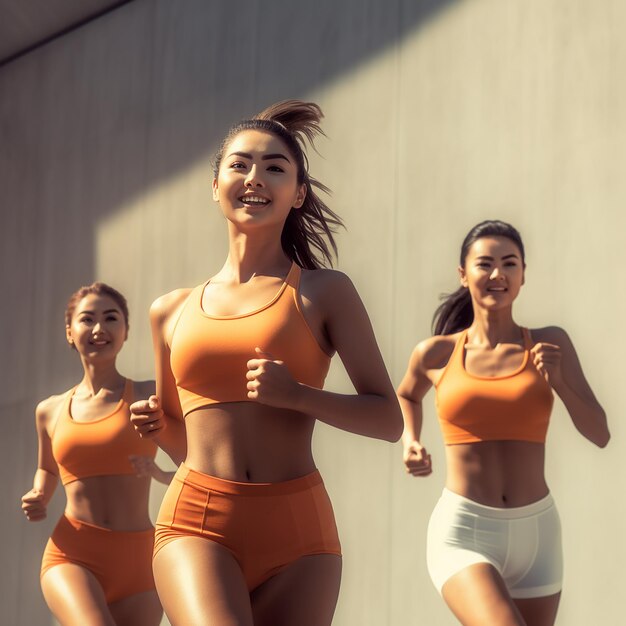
[
  {"x1": 222, "y1": 225, "x2": 291, "y2": 281},
  {"x1": 467, "y1": 307, "x2": 521, "y2": 348},
  {"x1": 77, "y1": 361, "x2": 125, "y2": 396}
]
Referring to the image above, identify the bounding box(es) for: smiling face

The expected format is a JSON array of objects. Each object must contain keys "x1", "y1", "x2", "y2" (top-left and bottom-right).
[
  {"x1": 66, "y1": 294, "x2": 127, "y2": 360},
  {"x1": 212, "y1": 129, "x2": 306, "y2": 231},
  {"x1": 459, "y1": 236, "x2": 525, "y2": 312}
]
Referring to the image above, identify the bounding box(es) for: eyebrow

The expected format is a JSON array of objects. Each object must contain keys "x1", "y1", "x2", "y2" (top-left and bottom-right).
[
  {"x1": 78, "y1": 309, "x2": 120, "y2": 315},
  {"x1": 475, "y1": 254, "x2": 519, "y2": 261},
  {"x1": 227, "y1": 151, "x2": 291, "y2": 163}
]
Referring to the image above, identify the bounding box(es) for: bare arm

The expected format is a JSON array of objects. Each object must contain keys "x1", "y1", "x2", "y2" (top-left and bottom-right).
[
  {"x1": 396, "y1": 339, "x2": 443, "y2": 476},
  {"x1": 247, "y1": 271, "x2": 402, "y2": 442},
  {"x1": 22, "y1": 398, "x2": 60, "y2": 521},
  {"x1": 532, "y1": 326, "x2": 609, "y2": 448},
  {"x1": 130, "y1": 292, "x2": 188, "y2": 465}
]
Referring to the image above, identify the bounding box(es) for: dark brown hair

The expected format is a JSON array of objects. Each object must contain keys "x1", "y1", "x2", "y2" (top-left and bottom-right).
[
  {"x1": 432, "y1": 220, "x2": 526, "y2": 335},
  {"x1": 212, "y1": 100, "x2": 344, "y2": 269},
  {"x1": 65, "y1": 282, "x2": 129, "y2": 328}
]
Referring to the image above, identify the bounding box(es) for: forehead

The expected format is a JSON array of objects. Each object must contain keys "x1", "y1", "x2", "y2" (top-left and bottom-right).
[
  {"x1": 74, "y1": 294, "x2": 121, "y2": 315},
  {"x1": 224, "y1": 129, "x2": 291, "y2": 158},
  {"x1": 467, "y1": 236, "x2": 521, "y2": 258}
]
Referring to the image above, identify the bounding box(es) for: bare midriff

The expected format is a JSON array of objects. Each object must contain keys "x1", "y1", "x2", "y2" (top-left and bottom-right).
[
  {"x1": 64, "y1": 475, "x2": 153, "y2": 531},
  {"x1": 184, "y1": 402, "x2": 317, "y2": 483},
  {"x1": 445, "y1": 440, "x2": 548, "y2": 507}
]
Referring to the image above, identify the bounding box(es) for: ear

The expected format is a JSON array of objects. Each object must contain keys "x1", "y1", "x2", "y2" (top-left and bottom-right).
[
  {"x1": 212, "y1": 178, "x2": 219, "y2": 202},
  {"x1": 458, "y1": 266, "x2": 468, "y2": 288},
  {"x1": 293, "y1": 183, "x2": 307, "y2": 209},
  {"x1": 521, "y1": 265, "x2": 526, "y2": 286},
  {"x1": 65, "y1": 325, "x2": 74, "y2": 346}
]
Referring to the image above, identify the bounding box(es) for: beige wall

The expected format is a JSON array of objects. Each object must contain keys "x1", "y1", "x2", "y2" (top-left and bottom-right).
[{"x1": 2, "y1": 1, "x2": 624, "y2": 624}]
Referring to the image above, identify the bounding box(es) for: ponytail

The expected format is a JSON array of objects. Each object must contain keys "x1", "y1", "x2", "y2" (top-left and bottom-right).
[{"x1": 432, "y1": 287, "x2": 473, "y2": 335}]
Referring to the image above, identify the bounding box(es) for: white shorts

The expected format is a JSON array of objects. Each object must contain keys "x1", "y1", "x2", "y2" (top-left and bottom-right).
[{"x1": 427, "y1": 488, "x2": 563, "y2": 599}]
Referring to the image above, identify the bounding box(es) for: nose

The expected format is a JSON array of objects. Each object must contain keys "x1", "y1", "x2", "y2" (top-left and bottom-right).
[
  {"x1": 244, "y1": 164, "x2": 264, "y2": 188},
  {"x1": 490, "y1": 267, "x2": 505, "y2": 280}
]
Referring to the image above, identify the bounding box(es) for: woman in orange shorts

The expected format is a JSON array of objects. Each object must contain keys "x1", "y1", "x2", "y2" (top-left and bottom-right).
[
  {"x1": 397, "y1": 220, "x2": 609, "y2": 626},
  {"x1": 130, "y1": 100, "x2": 403, "y2": 625},
  {"x1": 21, "y1": 282, "x2": 171, "y2": 626}
]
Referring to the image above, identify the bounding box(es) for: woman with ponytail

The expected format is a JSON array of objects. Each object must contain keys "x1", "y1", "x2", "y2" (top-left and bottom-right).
[
  {"x1": 398, "y1": 220, "x2": 608, "y2": 626},
  {"x1": 130, "y1": 100, "x2": 402, "y2": 624}
]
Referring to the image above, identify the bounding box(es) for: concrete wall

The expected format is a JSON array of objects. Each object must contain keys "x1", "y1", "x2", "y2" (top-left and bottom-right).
[{"x1": 1, "y1": 0, "x2": 624, "y2": 624}]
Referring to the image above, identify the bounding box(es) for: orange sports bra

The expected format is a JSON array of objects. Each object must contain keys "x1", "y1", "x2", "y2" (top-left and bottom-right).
[
  {"x1": 51, "y1": 379, "x2": 157, "y2": 485},
  {"x1": 170, "y1": 262, "x2": 331, "y2": 417},
  {"x1": 435, "y1": 328, "x2": 554, "y2": 445}
]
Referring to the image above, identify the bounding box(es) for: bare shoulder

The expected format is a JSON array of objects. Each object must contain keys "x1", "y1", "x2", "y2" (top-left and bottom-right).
[
  {"x1": 529, "y1": 325, "x2": 571, "y2": 346},
  {"x1": 131, "y1": 379, "x2": 156, "y2": 399},
  {"x1": 150, "y1": 288, "x2": 194, "y2": 324},
  {"x1": 35, "y1": 392, "x2": 67, "y2": 430},
  {"x1": 411, "y1": 333, "x2": 460, "y2": 372},
  {"x1": 299, "y1": 267, "x2": 354, "y2": 300}
]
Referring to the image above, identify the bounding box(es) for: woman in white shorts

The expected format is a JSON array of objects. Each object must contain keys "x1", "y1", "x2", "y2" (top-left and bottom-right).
[{"x1": 397, "y1": 220, "x2": 608, "y2": 625}]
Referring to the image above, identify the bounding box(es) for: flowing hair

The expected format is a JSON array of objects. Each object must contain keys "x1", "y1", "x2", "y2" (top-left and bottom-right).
[
  {"x1": 212, "y1": 100, "x2": 344, "y2": 269},
  {"x1": 432, "y1": 220, "x2": 525, "y2": 335}
]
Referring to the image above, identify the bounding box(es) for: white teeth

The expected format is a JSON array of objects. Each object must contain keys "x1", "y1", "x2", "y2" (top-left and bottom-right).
[{"x1": 240, "y1": 196, "x2": 268, "y2": 204}]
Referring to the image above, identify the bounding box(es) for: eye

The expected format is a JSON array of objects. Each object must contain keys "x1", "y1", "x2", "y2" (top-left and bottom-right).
[
  {"x1": 229, "y1": 161, "x2": 246, "y2": 170},
  {"x1": 106, "y1": 315, "x2": 119, "y2": 322},
  {"x1": 79, "y1": 316, "x2": 93, "y2": 324},
  {"x1": 267, "y1": 164, "x2": 285, "y2": 173}
]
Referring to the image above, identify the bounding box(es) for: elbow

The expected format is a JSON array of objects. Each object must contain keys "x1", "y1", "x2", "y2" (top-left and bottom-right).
[
  {"x1": 383, "y1": 403, "x2": 404, "y2": 443},
  {"x1": 595, "y1": 426, "x2": 610, "y2": 449},
  {"x1": 590, "y1": 410, "x2": 610, "y2": 448}
]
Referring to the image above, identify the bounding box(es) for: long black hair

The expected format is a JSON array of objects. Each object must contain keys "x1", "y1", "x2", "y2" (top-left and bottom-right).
[
  {"x1": 432, "y1": 220, "x2": 525, "y2": 335},
  {"x1": 212, "y1": 100, "x2": 343, "y2": 270}
]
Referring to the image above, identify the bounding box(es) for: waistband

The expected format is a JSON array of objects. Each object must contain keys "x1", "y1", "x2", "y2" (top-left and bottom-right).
[
  {"x1": 439, "y1": 488, "x2": 555, "y2": 520},
  {"x1": 60, "y1": 513, "x2": 155, "y2": 536},
  {"x1": 175, "y1": 462, "x2": 323, "y2": 496}
]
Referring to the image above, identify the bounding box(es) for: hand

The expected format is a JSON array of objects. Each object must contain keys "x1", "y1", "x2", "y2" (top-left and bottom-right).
[
  {"x1": 246, "y1": 347, "x2": 301, "y2": 409},
  {"x1": 21, "y1": 489, "x2": 46, "y2": 521},
  {"x1": 403, "y1": 441, "x2": 432, "y2": 477},
  {"x1": 130, "y1": 395, "x2": 166, "y2": 438},
  {"x1": 530, "y1": 342, "x2": 563, "y2": 387},
  {"x1": 128, "y1": 455, "x2": 159, "y2": 478}
]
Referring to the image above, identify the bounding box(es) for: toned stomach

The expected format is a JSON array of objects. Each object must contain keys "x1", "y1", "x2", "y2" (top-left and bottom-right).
[
  {"x1": 184, "y1": 402, "x2": 317, "y2": 483},
  {"x1": 64, "y1": 474, "x2": 153, "y2": 531},
  {"x1": 445, "y1": 440, "x2": 549, "y2": 507}
]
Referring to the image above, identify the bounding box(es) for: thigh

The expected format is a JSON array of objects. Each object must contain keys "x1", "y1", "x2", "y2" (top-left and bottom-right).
[
  {"x1": 514, "y1": 593, "x2": 561, "y2": 626},
  {"x1": 442, "y1": 562, "x2": 526, "y2": 626},
  {"x1": 41, "y1": 564, "x2": 115, "y2": 626},
  {"x1": 109, "y1": 590, "x2": 163, "y2": 626},
  {"x1": 153, "y1": 536, "x2": 253, "y2": 626},
  {"x1": 251, "y1": 554, "x2": 342, "y2": 626}
]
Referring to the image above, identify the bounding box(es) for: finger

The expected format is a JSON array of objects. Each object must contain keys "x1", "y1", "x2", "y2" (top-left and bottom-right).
[
  {"x1": 246, "y1": 358, "x2": 264, "y2": 370},
  {"x1": 255, "y1": 347, "x2": 276, "y2": 360},
  {"x1": 130, "y1": 399, "x2": 156, "y2": 413},
  {"x1": 22, "y1": 493, "x2": 43, "y2": 504},
  {"x1": 148, "y1": 395, "x2": 160, "y2": 410},
  {"x1": 131, "y1": 414, "x2": 162, "y2": 427}
]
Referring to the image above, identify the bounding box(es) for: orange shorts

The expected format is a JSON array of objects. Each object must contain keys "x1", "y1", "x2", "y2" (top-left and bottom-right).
[
  {"x1": 154, "y1": 463, "x2": 342, "y2": 591},
  {"x1": 41, "y1": 514, "x2": 155, "y2": 604}
]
